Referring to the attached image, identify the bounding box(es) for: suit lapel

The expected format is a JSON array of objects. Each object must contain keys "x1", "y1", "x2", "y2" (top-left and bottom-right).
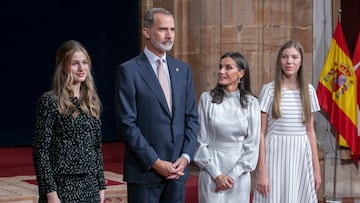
[{"x1": 136, "y1": 53, "x2": 172, "y2": 117}]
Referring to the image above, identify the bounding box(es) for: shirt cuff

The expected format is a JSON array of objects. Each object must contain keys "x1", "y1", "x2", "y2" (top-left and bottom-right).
[{"x1": 181, "y1": 153, "x2": 190, "y2": 164}]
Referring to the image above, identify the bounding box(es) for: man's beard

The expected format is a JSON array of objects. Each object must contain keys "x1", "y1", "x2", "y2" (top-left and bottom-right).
[{"x1": 151, "y1": 38, "x2": 174, "y2": 52}]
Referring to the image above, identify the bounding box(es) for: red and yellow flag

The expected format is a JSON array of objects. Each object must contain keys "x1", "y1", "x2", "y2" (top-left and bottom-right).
[
  {"x1": 317, "y1": 19, "x2": 359, "y2": 162},
  {"x1": 353, "y1": 32, "x2": 360, "y2": 137}
]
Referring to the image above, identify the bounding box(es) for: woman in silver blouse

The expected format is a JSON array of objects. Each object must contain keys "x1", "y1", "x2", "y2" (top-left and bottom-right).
[{"x1": 194, "y1": 51, "x2": 261, "y2": 203}]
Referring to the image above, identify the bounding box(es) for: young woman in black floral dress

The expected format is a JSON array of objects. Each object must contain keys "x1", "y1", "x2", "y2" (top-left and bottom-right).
[{"x1": 33, "y1": 40, "x2": 106, "y2": 203}]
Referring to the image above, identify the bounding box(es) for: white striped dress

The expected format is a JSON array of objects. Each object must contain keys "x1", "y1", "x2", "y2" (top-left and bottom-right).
[{"x1": 253, "y1": 81, "x2": 320, "y2": 203}]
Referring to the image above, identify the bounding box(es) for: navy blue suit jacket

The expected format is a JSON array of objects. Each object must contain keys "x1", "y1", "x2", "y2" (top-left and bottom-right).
[{"x1": 115, "y1": 52, "x2": 198, "y2": 184}]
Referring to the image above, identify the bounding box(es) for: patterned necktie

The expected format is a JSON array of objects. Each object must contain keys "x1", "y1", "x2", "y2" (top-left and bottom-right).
[{"x1": 157, "y1": 59, "x2": 172, "y2": 113}]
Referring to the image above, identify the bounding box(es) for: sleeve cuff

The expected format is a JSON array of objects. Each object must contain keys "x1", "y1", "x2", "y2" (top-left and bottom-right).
[{"x1": 181, "y1": 153, "x2": 190, "y2": 164}]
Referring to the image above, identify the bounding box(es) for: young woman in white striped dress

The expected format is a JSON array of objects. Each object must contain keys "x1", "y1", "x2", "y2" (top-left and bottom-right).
[{"x1": 253, "y1": 39, "x2": 322, "y2": 203}]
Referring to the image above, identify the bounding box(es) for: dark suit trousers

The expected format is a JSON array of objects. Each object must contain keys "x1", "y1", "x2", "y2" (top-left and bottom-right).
[{"x1": 127, "y1": 179, "x2": 186, "y2": 203}]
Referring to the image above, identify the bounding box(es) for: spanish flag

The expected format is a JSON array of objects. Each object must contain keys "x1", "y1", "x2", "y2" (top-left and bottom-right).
[
  {"x1": 353, "y1": 32, "x2": 360, "y2": 137},
  {"x1": 317, "y1": 19, "x2": 359, "y2": 162}
]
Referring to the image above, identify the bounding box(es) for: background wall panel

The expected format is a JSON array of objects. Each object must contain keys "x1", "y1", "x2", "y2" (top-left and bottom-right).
[{"x1": 0, "y1": 0, "x2": 139, "y2": 146}]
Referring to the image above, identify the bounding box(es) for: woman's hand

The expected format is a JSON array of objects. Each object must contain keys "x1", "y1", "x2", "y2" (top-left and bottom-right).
[
  {"x1": 256, "y1": 170, "x2": 270, "y2": 197},
  {"x1": 46, "y1": 191, "x2": 61, "y2": 203},
  {"x1": 313, "y1": 166, "x2": 322, "y2": 192},
  {"x1": 214, "y1": 174, "x2": 234, "y2": 192},
  {"x1": 100, "y1": 189, "x2": 106, "y2": 203}
]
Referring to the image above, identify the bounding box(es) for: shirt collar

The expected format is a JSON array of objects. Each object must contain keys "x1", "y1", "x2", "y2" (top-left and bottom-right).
[{"x1": 144, "y1": 47, "x2": 167, "y2": 63}]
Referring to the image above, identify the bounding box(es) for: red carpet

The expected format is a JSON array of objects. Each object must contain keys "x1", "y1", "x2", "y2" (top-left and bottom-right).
[
  {"x1": 0, "y1": 171, "x2": 127, "y2": 203},
  {"x1": 0, "y1": 142, "x2": 198, "y2": 203}
]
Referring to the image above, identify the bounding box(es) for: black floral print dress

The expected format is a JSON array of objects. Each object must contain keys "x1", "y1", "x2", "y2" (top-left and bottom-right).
[{"x1": 33, "y1": 92, "x2": 106, "y2": 203}]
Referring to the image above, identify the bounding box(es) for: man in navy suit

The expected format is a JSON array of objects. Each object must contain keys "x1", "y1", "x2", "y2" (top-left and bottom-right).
[{"x1": 115, "y1": 7, "x2": 199, "y2": 203}]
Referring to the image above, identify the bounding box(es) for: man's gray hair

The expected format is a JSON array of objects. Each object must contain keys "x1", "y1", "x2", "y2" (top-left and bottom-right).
[{"x1": 143, "y1": 7, "x2": 173, "y2": 28}]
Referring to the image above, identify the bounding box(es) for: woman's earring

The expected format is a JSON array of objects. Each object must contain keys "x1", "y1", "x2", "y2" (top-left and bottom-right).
[{"x1": 238, "y1": 78, "x2": 241, "y2": 83}]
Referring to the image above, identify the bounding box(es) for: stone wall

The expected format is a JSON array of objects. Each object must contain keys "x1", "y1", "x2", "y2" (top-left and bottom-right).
[{"x1": 141, "y1": 0, "x2": 313, "y2": 99}]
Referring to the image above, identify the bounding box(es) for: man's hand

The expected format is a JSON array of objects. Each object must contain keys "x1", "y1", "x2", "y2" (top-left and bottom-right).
[
  {"x1": 166, "y1": 157, "x2": 187, "y2": 179},
  {"x1": 151, "y1": 159, "x2": 177, "y2": 177}
]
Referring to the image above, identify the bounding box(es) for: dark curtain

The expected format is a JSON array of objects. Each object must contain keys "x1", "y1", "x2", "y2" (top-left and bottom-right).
[
  {"x1": 342, "y1": 0, "x2": 360, "y2": 57},
  {"x1": 0, "y1": 0, "x2": 139, "y2": 146}
]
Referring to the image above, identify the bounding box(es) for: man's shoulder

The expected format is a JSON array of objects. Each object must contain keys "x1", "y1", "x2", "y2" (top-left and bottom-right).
[
  {"x1": 120, "y1": 53, "x2": 146, "y2": 67},
  {"x1": 166, "y1": 55, "x2": 188, "y2": 66}
]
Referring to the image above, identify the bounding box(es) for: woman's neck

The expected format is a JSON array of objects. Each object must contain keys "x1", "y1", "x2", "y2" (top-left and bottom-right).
[
  {"x1": 71, "y1": 84, "x2": 81, "y2": 98},
  {"x1": 281, "y1": 77, "x2": 298, "y2": 90},
  {"x1": 224, "y1": 84, "x2": 238, "y2": 92}
]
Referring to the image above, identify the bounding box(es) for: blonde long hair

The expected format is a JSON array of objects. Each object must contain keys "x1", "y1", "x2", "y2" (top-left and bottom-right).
[
  {"x1": 272, "y1": 39, "x2": 311, "y2": 123},
  {"x1": 50, "y1": 40, "x2": 101, "y2": 119}
]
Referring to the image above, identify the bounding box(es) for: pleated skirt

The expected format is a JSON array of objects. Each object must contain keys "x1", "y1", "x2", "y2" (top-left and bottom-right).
[{"x1": 253, "y1": 134, "x2": 318, "y2": 203}]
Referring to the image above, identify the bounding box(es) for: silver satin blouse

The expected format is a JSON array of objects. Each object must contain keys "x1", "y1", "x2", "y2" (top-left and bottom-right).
[{"x1": 194, "y1": 90, "x2": 261, "y2": 203}]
